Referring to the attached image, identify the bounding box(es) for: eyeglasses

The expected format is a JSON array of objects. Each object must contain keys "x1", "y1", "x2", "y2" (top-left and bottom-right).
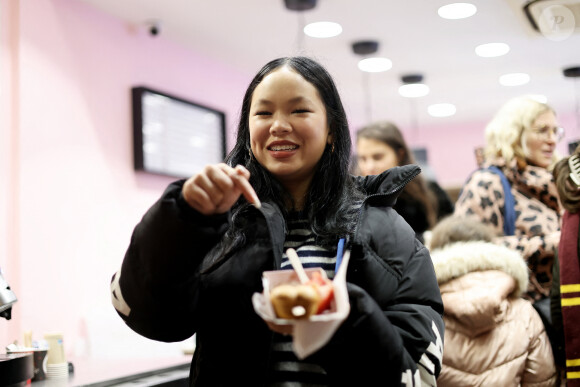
[{"x1": 529, "y1": 125, "x2": 565, "y2": 142}]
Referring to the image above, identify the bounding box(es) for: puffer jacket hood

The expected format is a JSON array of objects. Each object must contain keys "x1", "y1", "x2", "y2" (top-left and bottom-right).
[
  {"x1": 354, "y1": 164, "x2": 421, "y2": 203},
  {"x1": 430, "y1": 241, "x2": 529, "y2": 297}
]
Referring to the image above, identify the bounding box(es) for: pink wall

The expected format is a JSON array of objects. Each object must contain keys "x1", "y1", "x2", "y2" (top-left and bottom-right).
[
  {"x1": 0, "y1": 0, "x2": 20, "y2": 350},
  {"x1": 1, "y1": 0, "x2": 249, "y2": 359},
  {"x1": 1, "y1": 0, "x2": 578, "y2": 361}
]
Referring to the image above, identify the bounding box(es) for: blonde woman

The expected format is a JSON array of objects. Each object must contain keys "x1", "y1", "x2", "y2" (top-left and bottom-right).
[{"x1": 454, "y1": 95, "x2": 563, "y2": 303}]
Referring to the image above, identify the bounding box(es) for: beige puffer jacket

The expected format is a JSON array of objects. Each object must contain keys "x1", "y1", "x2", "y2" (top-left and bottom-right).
[{"x1": 431, "y1": 241, "x2": 557, "y2": 387}]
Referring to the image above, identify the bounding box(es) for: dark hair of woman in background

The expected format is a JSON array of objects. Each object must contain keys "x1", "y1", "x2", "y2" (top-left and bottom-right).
[{"x1": 356, "y1": 121, "x2": 453, "y2": 241}]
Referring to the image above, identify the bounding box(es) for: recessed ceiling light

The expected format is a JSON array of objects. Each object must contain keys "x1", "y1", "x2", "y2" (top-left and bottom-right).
[
  {"x1": 438, "y1": 3, "x2": 477, "y2": 19},
  {"x1": 475, "y1": 43, "x2": 510, "y2": 58},
  {"x1": 357, "y1": 57, "x2": 393, "y2": 73},
  {"x1": 303, "y1": 22, "x2": 343, "y2": 38},
  {"x1": 499, "y1": 73, "x2": 530, "y2": 86},
  {"x1": 428, "y1": 103, "x2": 457, "y2": 117},
  {"x1": 398, "y1": 83, "x2": 430, "y2": 98}
]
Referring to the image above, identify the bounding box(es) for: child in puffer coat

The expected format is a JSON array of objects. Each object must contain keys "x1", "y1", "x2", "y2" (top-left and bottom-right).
[{"x1": 428, "y1": 216, "x2": 557, "y2": 387}]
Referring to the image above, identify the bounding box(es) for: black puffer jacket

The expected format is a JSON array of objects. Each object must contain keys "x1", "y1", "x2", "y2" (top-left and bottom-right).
[{"x1": 111, "y1": 165, "x2": 444, "y2": 386}]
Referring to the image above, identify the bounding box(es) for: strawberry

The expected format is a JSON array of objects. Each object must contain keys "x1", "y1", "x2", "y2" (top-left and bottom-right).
[{"x1": 307, "y1": 272, "x2": 334, "y2": 314}]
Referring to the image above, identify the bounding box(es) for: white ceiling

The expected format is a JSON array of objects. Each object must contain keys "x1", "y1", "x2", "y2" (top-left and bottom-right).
[{"x1": 79, "y1": 0, "x2": 580, "y2": 132}]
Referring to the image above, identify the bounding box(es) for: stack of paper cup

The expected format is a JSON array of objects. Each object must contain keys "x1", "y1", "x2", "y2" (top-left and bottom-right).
[
  {"x1": 44, "y1": 332, "x2": 68, "y2": 379},
  {"x1": 46, "y1": 363, "x2": 68, "y2": 379}
]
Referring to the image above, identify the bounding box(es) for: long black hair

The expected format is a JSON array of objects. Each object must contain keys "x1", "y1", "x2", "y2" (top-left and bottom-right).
[{"x1": 225, "y1": 56, "x2": 363, "y2": 247}]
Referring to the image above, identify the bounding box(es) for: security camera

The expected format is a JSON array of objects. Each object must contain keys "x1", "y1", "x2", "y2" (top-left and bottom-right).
[{"x1": 148, "y1": 20, "x2": 161, "y2": 36}]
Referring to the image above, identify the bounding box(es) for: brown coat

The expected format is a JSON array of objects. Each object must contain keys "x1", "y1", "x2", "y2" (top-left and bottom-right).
[
  {"x1": 431, "y1": 241, "x2": 557, "y2": 387},
  {"x1": 454, "y1": 159, "x2": 561, "y2": 301}
]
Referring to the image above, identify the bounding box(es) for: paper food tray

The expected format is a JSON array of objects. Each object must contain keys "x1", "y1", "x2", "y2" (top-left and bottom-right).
[{"x1": 251, "y1": 251, "x2": 350, "y2": 359}]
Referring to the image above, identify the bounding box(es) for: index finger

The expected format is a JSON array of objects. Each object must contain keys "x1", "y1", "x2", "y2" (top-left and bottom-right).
[{"x1": 229, "y1": 168, "x2": 261, "y2": 209}]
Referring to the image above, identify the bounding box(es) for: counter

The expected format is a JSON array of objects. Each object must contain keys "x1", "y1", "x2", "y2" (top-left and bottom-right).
[{"x1": 30, "y1": 355, "x2": 192, "y2": 387}]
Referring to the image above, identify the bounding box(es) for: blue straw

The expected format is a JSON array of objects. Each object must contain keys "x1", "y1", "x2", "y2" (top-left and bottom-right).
[{"x1": 335, "y1": 238, "x2": 345, "y2": 274}]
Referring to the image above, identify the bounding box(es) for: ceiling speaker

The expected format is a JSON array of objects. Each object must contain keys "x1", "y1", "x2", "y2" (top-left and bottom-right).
[
  {"x1": 351, "y1": 40, "x2": 379, "y2": 55},
  {"x1": 284, "y1": 0, "x2": 317, "y2": 11}
]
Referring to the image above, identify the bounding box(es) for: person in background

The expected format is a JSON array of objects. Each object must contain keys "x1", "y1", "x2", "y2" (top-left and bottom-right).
[
  {"x1": 110, "y1": 56, "x2": 444, "y2": 386},
  {"x1": 551, "y1": 145, "x2": 580, "y2": 386},
  {"x1": 429, "y1": 215, "x2": 557, "y2": 387},
  {"x1": 356, "y1": 121, "x2": 453, "y2": 242},
  {"x1": 454, "y1": 95, "x2": 563, "y2": 304}
]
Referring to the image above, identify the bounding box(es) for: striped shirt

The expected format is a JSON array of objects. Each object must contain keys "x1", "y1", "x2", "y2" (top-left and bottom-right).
[{"x1": 268, "y1": 211, "x2": 336, "y2": 386}]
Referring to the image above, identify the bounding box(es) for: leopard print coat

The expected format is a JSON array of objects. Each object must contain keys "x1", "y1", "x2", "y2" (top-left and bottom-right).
[{"x1": 454, "y1": 158, "x2": 562, "y2": 301}]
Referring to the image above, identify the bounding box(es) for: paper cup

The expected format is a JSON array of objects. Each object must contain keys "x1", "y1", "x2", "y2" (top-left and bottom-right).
[
  {"x1": 44, "y1": 333, "x2": 66, "y2": 365},
  {"x1": 32, "y1": 349, "x2": 48, "y2": 381},
  {"x1": 46, "y1": 362, "x2": 69, "y2": 379}
]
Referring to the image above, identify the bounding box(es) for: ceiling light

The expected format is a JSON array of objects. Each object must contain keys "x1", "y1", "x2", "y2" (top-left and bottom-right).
[
  {"x1": 357, "y1": 57, "x2": 392, "y2": 73},
  {"x1": 304, "y1": 21, "x2": 343, "y2": 38},
  {"x1": 499, "y1": 73, "x2": 530, "y2": 86},
  {"x1": 428, "y1": 103, "x2": 457, "y2": 117},
  {"x1": 438, "y1": 3, "x2": 477, "y2": 19},
  {"x1": 399, "y1": 84, "x2": 430, "y2": 98},
  {"x1": 475, "y1": 43, "x2": 510, "y2": 58},
  {"x1": 399, "y1": 74, "x2": 429, "y2": 98}
]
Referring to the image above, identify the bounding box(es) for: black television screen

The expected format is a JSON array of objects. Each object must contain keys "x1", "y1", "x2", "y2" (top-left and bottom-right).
[{"x1": 132, "y1": 86, "x2": 226, "y2": 178}]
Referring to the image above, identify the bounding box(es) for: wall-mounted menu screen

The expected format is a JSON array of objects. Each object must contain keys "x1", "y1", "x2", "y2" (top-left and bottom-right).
[{"x1": 132, "y1": 86, "x2": 226, "y2": 178}]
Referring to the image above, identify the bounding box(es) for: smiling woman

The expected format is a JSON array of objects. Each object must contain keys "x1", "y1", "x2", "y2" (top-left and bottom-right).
[
  {"x1": 111, "y1": 56, "x2": 445, "y2": 386},
  {"x1": 249, "y1": 67, "x2": 331, "y2": 207}
]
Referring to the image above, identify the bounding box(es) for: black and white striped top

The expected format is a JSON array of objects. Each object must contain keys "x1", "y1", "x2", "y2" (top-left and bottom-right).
[{"x1": 268, "y1": 211, "x2": 336, "y2": 387}]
